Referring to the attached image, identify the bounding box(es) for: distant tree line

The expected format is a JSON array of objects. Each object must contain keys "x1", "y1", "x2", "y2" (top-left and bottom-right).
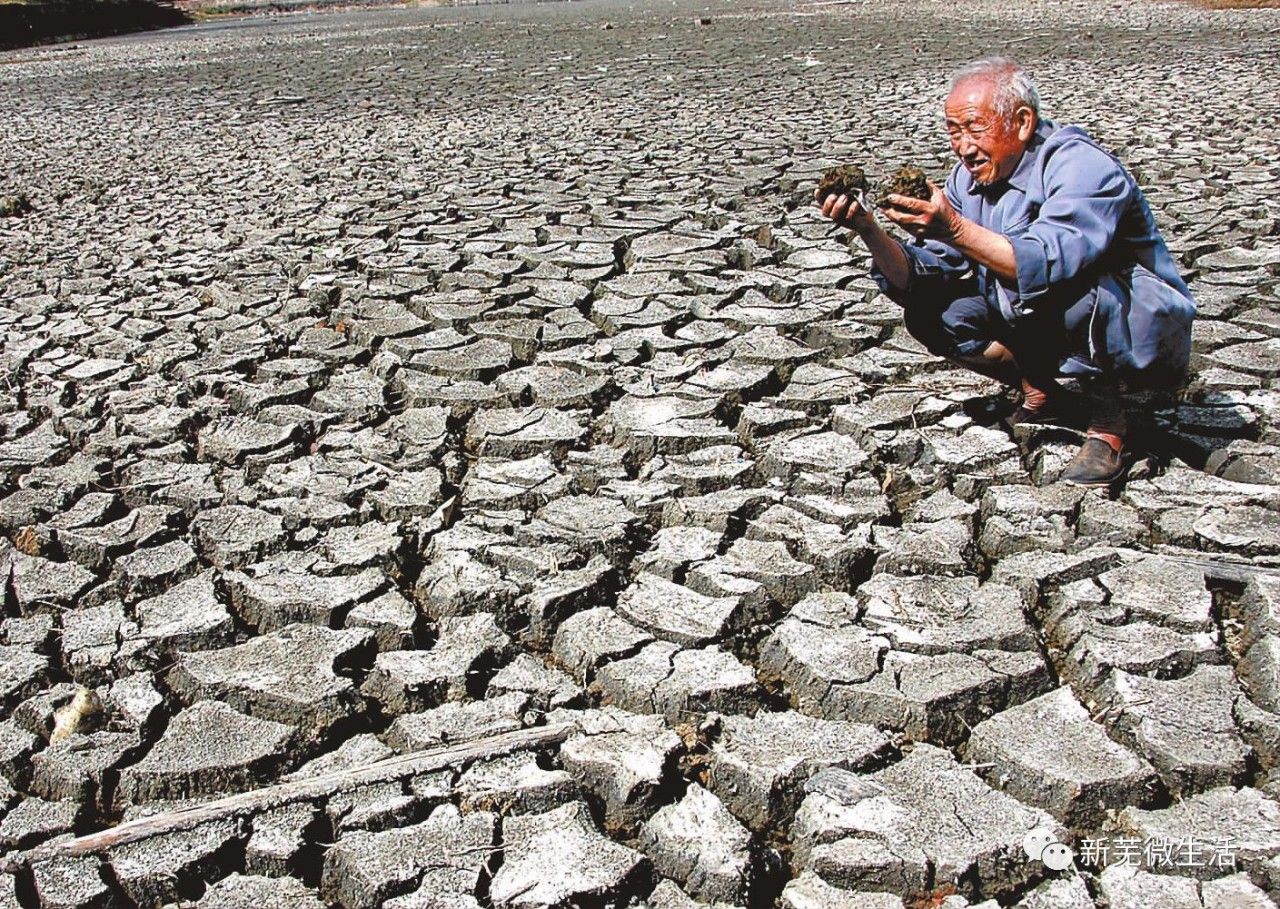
[{"x1": 0, "y1": 0, "x2": 190, "y2": 50}]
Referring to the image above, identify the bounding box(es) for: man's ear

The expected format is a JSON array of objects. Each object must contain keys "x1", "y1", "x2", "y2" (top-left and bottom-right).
[{"x1": 1015, "y1": 106, "x2": 1037, "y2": 142}]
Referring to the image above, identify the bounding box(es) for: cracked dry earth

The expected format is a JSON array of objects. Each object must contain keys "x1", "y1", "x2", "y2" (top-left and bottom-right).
[{"x1": 2, "y1": 0, "x2": 1280, "y2": 906}]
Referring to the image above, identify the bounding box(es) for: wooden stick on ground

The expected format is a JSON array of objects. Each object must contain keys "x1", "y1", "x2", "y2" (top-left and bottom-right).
[
  {"x1": 4, "y1": 720, "x2": 578, "y2": 873},
  {"x1": 1129, "y1": 547, "x2": 1280, "y2": 586}
]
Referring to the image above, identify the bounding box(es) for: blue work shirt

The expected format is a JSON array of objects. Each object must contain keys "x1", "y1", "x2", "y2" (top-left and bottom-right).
[{"x1": 874, "y1": 119, "x2": 1196, "y2": 387}]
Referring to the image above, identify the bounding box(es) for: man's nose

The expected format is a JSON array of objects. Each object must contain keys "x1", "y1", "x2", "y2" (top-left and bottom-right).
[{"x1": 954, "y1": 133, "x2": 976, "y2": 156}]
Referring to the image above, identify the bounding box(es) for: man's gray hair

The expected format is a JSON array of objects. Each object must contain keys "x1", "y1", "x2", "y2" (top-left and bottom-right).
[{"x1": 950, "y1": 57, "x2": 1041, "y2": 119}]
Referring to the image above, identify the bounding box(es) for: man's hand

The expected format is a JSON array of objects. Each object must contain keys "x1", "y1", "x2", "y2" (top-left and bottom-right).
[
  {"x1": 814, "y1": 188, "x2": 875, "y2": 233},
  {"x1": 881, "y1": 181, "x2": 963, "y2": 243},
  {"x1": 812, "y1": 182, "x2": 912, "y2": 292}
]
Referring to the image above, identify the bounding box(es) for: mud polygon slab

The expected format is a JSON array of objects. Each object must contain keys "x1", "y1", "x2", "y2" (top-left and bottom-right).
[
  {"x1": 362, "y1": 614, "x2": 509, "y2": 714},
  {"x1": 110, "y1": 818, "x2": 242, "y2": 908},
  {"x1": 605, "y1": 396, "x2": 736, "y2": 459},
  {"x1": 1097, "y1": 557, "x2": 1214, "y2": 633},
  {"x1": 196, "y1": 874, "x2": 327, "y2": 909},
  {"x1": 465, "y1": 407, "x2": 587, "y2": 459},
  {"x1": 29, "y1": 854, "x2": 114, "y2": 909},
  {"x1": 227, "y1": 565, "x2": 386, "y2": 631},
  {"x1": 519, "y1": 495, "x2": 643, "y2": 565},
  {"x1": 190, "y1": 506, "x2": 286, "y2": 569},
  {"x1": 6, "y1": 551, "x2": 98, "y2": 612},
  {"x1": 246, "y1": 802, "x2": 317, "y2": 877},
  {"x1": 456, "y1": 751, "x2": 577, "y2": 815},
  {"x1": 321, "y1": 805, "x2": 496, "y2": 909},
  {"x1": 1098, "y1": 665, "x2": 1251, "y2": 795},
  {"x1": 383, "y1": 693, "x2": 530, "y2": 751},
  {"x1": 793, "y1": 745, "x2": 1061, "y2": 900},
  {"x1": 640, "y1": 784, "x2": 753, "y2": 904},
  {"x1": 552, "y1": 608, "x2": 653, "y2": 683},
  {"x1": 780, "y1": 873, "x2": 905, "y2": 909},
  {"x1": 116, "y1": 701, "x2": 293, "y2": 805},
  {"x1": 560, "y1": 709, "x2": 682, "y2": 831},
  {"x1": 0, "y1": 796, "x2": 78, "y2": 850},
  {"x1": 709, "y1": 711, "x2": 892, "y2": 832},
  {"x1": 616, "y1": 574, "x2": 744, "y2": 646},
  {"x1": 461, "y1": 456, "x2": 573, "y2": 511},
  {"x1": 1116, "y1": 786, "x2": 1280, "y2": 881},
  {"x1": 857, "y1": 576, "x2": 1035, "y2": 655},
  {"x1": 487, "y1": 653, "x2": 581, "y2": 711},
  {"x1": 965, "y1": 686, "x2": 1158, "y2": 829},
  {"x1": 1095, "y1": 866, "x2": 1199, "y2": 909},
  {"x1": 489, "y1": 801, "x2": 645, "y2": 908},
  {"x1": 170, "y1": 624, "x2": 374, "y2": 740}
]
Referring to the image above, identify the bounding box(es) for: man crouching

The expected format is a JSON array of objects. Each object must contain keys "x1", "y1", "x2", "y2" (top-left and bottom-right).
[{"x1": 817, "y1": 57, "x2": 1195, "y2": 486}]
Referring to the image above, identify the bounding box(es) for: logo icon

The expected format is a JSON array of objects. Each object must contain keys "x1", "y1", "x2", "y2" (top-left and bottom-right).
[{"x1": 1023, "y1": 829, "x2": 1074, "y2": 871}]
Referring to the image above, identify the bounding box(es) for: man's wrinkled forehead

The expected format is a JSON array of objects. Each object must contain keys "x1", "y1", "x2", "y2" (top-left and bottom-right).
[{"x1": 944, "y1": 77, "x2": 999, "y2": 121}]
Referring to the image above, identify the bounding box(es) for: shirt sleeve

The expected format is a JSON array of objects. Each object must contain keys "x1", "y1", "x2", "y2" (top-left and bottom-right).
[
  {"x1": 871, "y1": 171, "x2": 972, "y2": 303},
  {"x1": 1003, "y1": 139, "x2": 1134, "y2": 307}
]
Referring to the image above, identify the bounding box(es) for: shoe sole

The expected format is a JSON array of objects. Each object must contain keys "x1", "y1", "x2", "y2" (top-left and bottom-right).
[
  {"x1": 1062, "y1": 463, "x2": 1127, "y2": 487},
  {"x1": 1062, "y1": 473, "x2": 1122, "y2": 488}
]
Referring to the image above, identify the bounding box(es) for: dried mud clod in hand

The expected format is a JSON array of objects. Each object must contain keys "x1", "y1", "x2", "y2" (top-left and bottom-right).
[
  {"x1": 879, "y1": 165, "x2": 931, "y2": 206},
  {"x1": 816, "y1": 164, "x2": 869, "y2": 203},
  {"x1": 0, "y1": 193, "x2": 33, "y2": 218}
]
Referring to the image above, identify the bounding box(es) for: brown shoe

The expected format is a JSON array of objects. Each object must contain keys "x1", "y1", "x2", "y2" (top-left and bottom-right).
[{"x1": 1062, "y1": 437, "x2": 1126, "y2": 487}]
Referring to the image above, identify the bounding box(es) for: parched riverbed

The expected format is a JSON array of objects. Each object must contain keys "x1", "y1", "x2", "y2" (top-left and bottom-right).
[{"x1": 2, "y1": 0, "x2": 1280, "y2": 905}]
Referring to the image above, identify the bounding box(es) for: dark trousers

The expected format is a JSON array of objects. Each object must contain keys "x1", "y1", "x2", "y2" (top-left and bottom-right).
[{"x1": 901, "y1": 282, "x2": 1100, "y2": 387}]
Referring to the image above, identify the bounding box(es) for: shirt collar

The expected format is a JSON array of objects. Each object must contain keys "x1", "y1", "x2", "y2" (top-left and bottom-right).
[{"x1": 965, "y1": 118, "x2": 1056, "y2": 196}]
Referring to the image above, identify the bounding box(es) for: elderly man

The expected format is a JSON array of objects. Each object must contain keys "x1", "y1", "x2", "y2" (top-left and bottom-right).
[{"x1": 818, "y1": 58, "x2": 1195, "y2": 486}]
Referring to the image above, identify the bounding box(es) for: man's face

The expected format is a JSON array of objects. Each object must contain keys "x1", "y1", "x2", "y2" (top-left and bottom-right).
[{"x1": 944, "y1": 78, "x2": 1035, "y2": 186}]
